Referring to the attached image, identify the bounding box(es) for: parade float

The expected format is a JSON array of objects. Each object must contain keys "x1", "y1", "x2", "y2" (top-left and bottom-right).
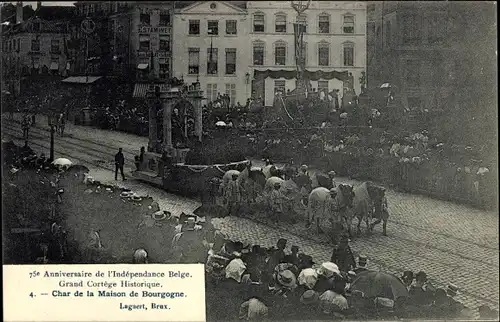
[{"x1": 132, "y1": 78, "x2": 248, "y2": 198}]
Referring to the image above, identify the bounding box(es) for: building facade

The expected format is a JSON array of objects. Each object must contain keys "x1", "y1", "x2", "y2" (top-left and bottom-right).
[
  {"x1": 72, "y1": 1, "x2": 173, "y2": 81},
  {"x1": 172, "y1": 1, "x2": 250, "y2": 106},
  {"x1": 247, "y1": 1, "x2": 367, "y2": 106},
  {"x1": 2, "y1": 3, "x2": 73, "y2": 95},
  {"x1": 367, "y1": 1, "x2": 496, "y2": 111}
]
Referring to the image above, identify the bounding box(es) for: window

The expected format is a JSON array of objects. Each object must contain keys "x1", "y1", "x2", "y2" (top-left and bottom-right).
[
  {"x1": 253, "y1": 41, "x2": 264, "y2": 65},
  {"x1": 208, "y1": 20, "x2": 218, "y2": 35},
  {"x1": 140, "y1": 13, "x2": 150, "y2": 25},
  {"x1": 159, "y1": 35, "x2": 170, "y2": 51},
  {"x1": 318, "y1": 14, "x2": 330, "y2": 33},
  {"x1": 275, "y1": 14, "x2": 286, "y2": 33},
  {"x1": 343, "y1": 43, "x2": 354, "y2": 66},
  {"x1": 274, "y1": 42, "x2": 286, "y2": 66},
  {"x1": 188, "y1": 48, "x2": 200, "y2": 75},
  {"x1": 225, "y1": 48, "x2": 236, "y2": 75},
  {"x1": 31, "y1": 39, "x2": 40, "y2": 51},
  {"x1": 253, "y1": 13, "x2": 265, "y2": 32},
  {"x1": 274, "y1": 80, "x2": 286, "y2": 94},
  {"x1": 226, "y1": 20, "x2": 237, "y2": 35},
  {"x1": 318, "y1": 42, "x2": 329, "y2": 66},
  {"x1": 406, "y1": 60, "x2": 420, "y2": 87},
  {"x1": 385, "y1": 21, "x2": 392, "y2": 46},
  {"x1": 343, "y1": 15, "x2": 355, "y2": 34},
  {"x1": 139, "y1": 34, "x2": 150, "y2": 51},
  {"x1": 297, "y1": 14, "x2": 307, "y2": 33},
  {"x1": 51, "y1": 39, "x2": 60, "y2": 53},
  {"x1": 207, "y1": 48, "x2": 218, "y2": 75},
  {"x1": 207, "y1": 84, "x2": 218, "y2": 102},
  {"x1": 318, "y1": 81, "x2": 329, "y2": 93},
  {"x1": 159, "y1": 59, "x2": 170, "y2": 78},
  {"x1": 403, "y1": 15, "x2": 421, "y2": 44},
  {"x1": 189, "y1": 20, "x2": 200, "y2": 35},
  {"x1": 225, "y1": 83, "x2": 236, "y2": 106},
  {"x1": 159, "y1": 13, "x2": 170, "y2": 26}
]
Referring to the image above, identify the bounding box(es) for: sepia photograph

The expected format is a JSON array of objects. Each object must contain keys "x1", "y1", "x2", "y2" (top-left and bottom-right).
[{"x1": 1, "y1": 0, "x2": 498, "y2": 321}]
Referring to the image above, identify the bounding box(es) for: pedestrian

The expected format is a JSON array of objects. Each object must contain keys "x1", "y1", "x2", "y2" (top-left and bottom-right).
[
  {"x1": 330, "y1": 235, "x2": 356, "y2": 273},
  {"x1": 269, "y1": 182, "x2": 284, "y2": 225},
  {"x1": 58, "y1": 113, "x2": 66, "y2": 137},
  {"x1": 22, "y1": 112, "x2": 31, "y2": 141},
  {"x1": 225, "y1": 173, "x2": 241, "y2": 216},
  {"x1": 114, "y1": 148, "x2": 126, "y2": 180}
]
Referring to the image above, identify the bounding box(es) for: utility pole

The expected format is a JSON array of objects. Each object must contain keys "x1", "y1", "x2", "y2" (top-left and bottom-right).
[{"x1": 291, "y1": 0, "x2": 311, "y2": 107}]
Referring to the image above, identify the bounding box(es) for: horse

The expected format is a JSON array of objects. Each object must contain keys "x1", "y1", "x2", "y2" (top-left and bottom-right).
[
  {"x1": 347, "y1": 182, "x2": 386, "y2": 237},
  {"x1": 306, "y1": 185, "x2": 355, "y2": 237}
]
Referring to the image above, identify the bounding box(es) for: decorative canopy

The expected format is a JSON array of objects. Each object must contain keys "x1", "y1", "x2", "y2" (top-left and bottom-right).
[{"x1": 254, "y1": 69, "x2": 349, "y2": 82}]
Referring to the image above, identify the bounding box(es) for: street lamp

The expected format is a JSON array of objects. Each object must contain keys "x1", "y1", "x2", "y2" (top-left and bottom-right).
[
  {"x1": 47, "y1": 112, "x2": 56, "y2": 162},
  {"x1": 291, "y1": 0, "x2": 311, "y2": 103}
]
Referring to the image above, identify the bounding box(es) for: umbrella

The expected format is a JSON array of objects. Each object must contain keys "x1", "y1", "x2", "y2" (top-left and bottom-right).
[
  {"x1": 216, "y1": 121, "x2": 227, "y2": 127},
  {"x1": 350, "y1": 271, "x2": 409, "y2": 300},
  {"x1": 52, "y1": 158, "x2": 73, "y2": 167}
]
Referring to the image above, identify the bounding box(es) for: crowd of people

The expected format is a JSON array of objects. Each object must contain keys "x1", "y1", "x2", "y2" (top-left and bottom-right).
[{"x1": 167, "y1": 213, "x2": 498, "y2": 321}]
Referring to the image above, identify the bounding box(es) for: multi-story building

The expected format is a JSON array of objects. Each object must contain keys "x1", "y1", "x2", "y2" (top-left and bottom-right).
[
  {"x1": 367, "y1": 1, "x2": 496, "y2": 111},
  {"x1": 247, "y1": 1, "x2": 367, "y2": 106},
  {"x1": 172, "y1": 1, "x2": 250, "y2": 106},
  {"x1": 2, "y1": 2, "x2": 74, "y2": 94},
  {"x1": 73, "y1": 1, "x2": 174, "y2": 81}
]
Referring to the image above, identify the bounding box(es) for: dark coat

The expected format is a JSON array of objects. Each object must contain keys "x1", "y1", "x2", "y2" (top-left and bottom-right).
[
  {"x1": 331, "y1": 245, "x2": 356, "y2": 272},
  {"x1": 114, "y1": 152, "x2": 125, "y2": 165}
]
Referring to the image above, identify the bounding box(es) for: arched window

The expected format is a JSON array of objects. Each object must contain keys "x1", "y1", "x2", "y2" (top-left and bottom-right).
[
  {"x1": 296, "y1": 14, "x2": 307, "y2": 33},
  {"x1": 318, "y1": 41, "x2": 330, "y2": 66},
  {"x1": 253, "y1": 12, "x2": 265, "y2": 32},
  {"x1": 252, "y1": 40, "x2": 265, "y2": 66},
  {"x1": 275, "y1": 13, "x2": 287, "y2": 33},
  {"x1": 342, "y1": 42, "x2": 355, "y2": 66},
  {"x1": 343, "y1": 13, "x2": 355, "y2": 34},
  {"x1": 318, "y1": 13, "x2": 330, "y2": 34},
  {"x1": 274, "y1": 41, "x2": 287, "y2": 66}
]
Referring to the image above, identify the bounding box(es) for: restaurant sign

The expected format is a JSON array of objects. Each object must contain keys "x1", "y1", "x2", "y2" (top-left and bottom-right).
[
  {"x1": 138, "y1": 26, "x2": 171, "y2": 34},
  {"x1": 137, "y1": 51, "x2": 171, "y2": 58}
]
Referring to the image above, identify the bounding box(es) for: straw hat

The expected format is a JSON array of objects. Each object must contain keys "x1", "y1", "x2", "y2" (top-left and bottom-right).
[
  {"x1": 298, "y1": 268, "x2": 318, "y2": 290},
  {"x1": 300, "y1": 290, "x2": 319, "y2": 305},
  {"x1": 225, "y1": 258, "x2": 246, "y2": 283},
  {"x1": 277, "y1": 270, "x2": 297, "y2": 289},
  {"x1": 318, "y1": 262, "x2": 340, "y2": 278}
]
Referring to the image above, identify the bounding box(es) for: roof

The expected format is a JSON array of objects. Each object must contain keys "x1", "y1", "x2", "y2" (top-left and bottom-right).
[
  {"x1": 62, "y1": 76, "x2": 102, "y2": 84},
  {"x1": 35, "y1": 6, "x2": 76, "y2": 21},
  {"x1": 3, "y1": 17, "x2": 68, "y2": 35}
]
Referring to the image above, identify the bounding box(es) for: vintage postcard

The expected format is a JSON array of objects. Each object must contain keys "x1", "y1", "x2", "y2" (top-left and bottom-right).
[{"x1": 1, "y1": 1, "x2": 498, "y2": 321}]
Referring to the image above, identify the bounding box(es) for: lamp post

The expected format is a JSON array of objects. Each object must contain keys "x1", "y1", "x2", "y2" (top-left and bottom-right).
[{"x1": 47, "y1": 112, "x2": 56, "y2": 162}]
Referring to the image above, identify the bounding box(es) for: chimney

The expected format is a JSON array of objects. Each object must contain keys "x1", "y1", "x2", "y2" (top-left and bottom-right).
[{"x1": 16, "y1": 1, "x2": 23, "y2": 24}]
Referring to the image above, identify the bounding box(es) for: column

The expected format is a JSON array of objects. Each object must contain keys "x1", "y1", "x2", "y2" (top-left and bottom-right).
[
  {"x1": 193, "y1": 97, "x2": 202, "y2": 142},
  {"x1": 148, "y1": 100, "x2": 157, "y2": 152},
  {"x1": 163, "y1": 99, "x2": 173, "y2": 150}
]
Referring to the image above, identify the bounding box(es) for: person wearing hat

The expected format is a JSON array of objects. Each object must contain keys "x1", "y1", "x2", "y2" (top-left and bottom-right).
[
  {"x1": 400, "y1": 271, "x2": 414, "y2": 290},
  {"x1": 318, "y1": 288, "x2": 349, "y2": 318},
  {"x1": 238, "y1": 297, "x2": 269, "y2": 320},
  {"x1": 133, "y1": 248, "x2": 148, "y2": 264},
  {"x1": 315, "y1": 262, "x2": 340, "y2": 294},
  {"x1": 293, "y1": 290, "x2": 321, "y2": 320},
  {"x1": 328, "y1": 170, "x2": 337, "y2": 188},
  {"x1": 298, "y1": 267, "x2": 319, "y2": 291},
  {"x1": 269, "y1": 182, "x2": 284, "y2": 225},
  {"x1": 284, "y1": 245, "x2": 300, "y2": 267},
  {"x1": 171, "y1": 217, "x2": 206, "y2": 264},
  {"x1": 409, "y1": 271, "x2": 433, "y2": 306},
  {"x1": 330, "y1": 235, "x2": 356, "y2": 273},
  {"x1": 225, "y1": 173, "x2": 241, "y2": 216},
  {"x1": 298, "y1": 254, "x2": 315, "y2": 271},
  {"x1": 354, "y1": 255, "x2": 369, "y2": 275}
]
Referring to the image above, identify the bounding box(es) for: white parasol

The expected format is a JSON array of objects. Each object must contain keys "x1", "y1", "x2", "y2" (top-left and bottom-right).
[
  {"x1": 215, "y1": 121, "x2": 227, "y2": 127},
  {"x1": 52, "y1": 158, "x2": 73, "y2": 167},
  {"x1": 380, "y1": 83, "x2": 391, "y2": 89}
]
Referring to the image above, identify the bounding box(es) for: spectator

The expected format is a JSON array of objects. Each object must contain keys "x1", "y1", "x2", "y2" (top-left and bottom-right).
[{"x1": 114, "y1": 148, "x2": 126, "y2": 181}]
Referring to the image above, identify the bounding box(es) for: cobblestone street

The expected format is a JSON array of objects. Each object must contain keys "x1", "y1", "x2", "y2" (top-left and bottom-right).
[{"x1": 2, "y1": 115, "x2": 498, "y2": 314}]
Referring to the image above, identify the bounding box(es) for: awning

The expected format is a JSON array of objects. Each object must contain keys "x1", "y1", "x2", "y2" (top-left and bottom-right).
[
  {"x1": 137, "y1": 63, "x2": 149, "y2": 70},
  {"x1": 133, "y1": 83, "x2": 149, "y2": 98},
  {"x1": 50, "y1": 62, "x2": 59, "y2": 70},
  {"x1": 61, "y1": 76, "x2": 103, "y2": 84}
]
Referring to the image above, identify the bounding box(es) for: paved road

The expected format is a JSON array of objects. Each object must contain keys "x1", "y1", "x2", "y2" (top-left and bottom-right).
[{"x1": 2, "y1": 115, "x2": 498, "y2": 315}]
